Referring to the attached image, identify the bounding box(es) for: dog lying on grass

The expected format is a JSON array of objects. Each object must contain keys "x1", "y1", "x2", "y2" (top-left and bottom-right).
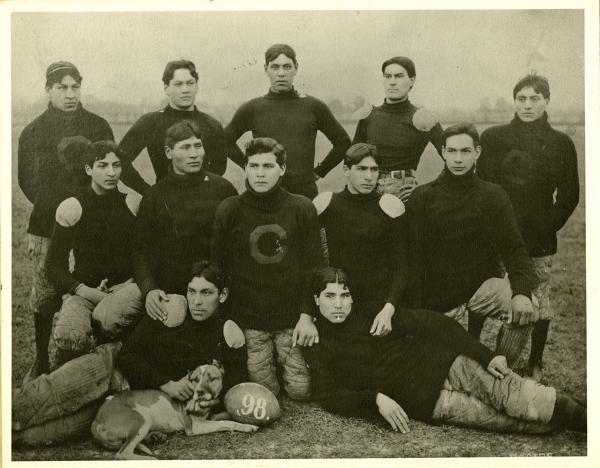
[{"x1": 91, "y1": 361, "x2": 258, "y2": 460}]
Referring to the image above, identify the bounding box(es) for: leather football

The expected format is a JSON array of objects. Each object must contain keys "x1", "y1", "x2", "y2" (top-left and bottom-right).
[{"x1": 224, "y1": 383, "x2": 281, "y2": 426}]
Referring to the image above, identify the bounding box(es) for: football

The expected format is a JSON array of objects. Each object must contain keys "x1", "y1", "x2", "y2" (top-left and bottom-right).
[{"x1": 224, "y1": 383, "x2": 281, "y2": 426}]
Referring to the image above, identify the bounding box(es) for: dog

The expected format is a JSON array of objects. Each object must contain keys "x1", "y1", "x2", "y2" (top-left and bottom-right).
[{"x1": 91, "y1": 360, "x2": 258, "y2": 460}]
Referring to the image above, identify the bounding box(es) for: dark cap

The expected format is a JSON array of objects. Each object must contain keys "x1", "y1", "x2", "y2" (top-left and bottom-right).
[{"x1": 45, "y1": 61, "x2": 82, "y2": 87}]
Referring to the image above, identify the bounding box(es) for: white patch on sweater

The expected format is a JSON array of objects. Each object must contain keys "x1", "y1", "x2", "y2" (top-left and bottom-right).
[
  {"x1": 55, "y1": 197, "x2": 82, "y2": 227},
  {"x1": 312, "y1": 191, "x2": 333, "y2": 215},
  {"x1": 379, "y1": 194, "x2": 405, "y2": 218}
]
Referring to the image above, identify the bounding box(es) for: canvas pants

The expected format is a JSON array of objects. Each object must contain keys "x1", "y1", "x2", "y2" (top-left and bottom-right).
[
  {"x1": 53, "y1": 283, "x2": 143, "y2": 355},
  {"x1": 27, "y1": 234, "x2": 59, "y2": 316},
  {"x1": 12, "y1": 341, "x2": 127, "y2": 445},
  {"x1": 445, "y1": 276, "x2": 535, "y2": 367},
  {"x1": 244, "y1": 328, "x2": 311, "y2": 400},
  {"x1": 531, "y1": 255, "x2": 554, "y2": 321},
  {"x1": 432, "y1": 355, "x2": 556, "y2": 433},
  {"x1": 376, "y1": 171, "x2": 418, "y2": 202}
]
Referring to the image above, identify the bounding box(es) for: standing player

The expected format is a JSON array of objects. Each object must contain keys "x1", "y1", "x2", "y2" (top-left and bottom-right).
[
  {"x1": 225, "y1": 44, "x2": 351, "y2": 199},
  {"x1": 212, "y1": 137, "x2": 324, "y2": 399},
  {"x1": 478, "y1": 74, "x2": 580, "y2": 380},
  {"x1": 18, "y1": 61, "x2": 114, "y2": 381},
  {"x1": 117, "y1": 59, "x2": 235, "y2": 194},
  {"x1": 407, "y1": 123, "x2": 538, "y2": 367},
  {"x1": 313, "y1": 143, "x2": 408, "y2": 336},
  {"x1": 352, "y1": 56, "x2": 443, "y2": 202}
]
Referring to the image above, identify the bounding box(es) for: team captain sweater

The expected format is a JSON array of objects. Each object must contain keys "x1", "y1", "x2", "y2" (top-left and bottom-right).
[
  {"x1": 406, "y1": 167, "x2": 536, "y2": 312},
  {"x1": 133, "y1": 168, "x2": 237, "y2": 298},
  {"x1": 224, "y1": 88, "x2": 351, "y2": 187},
  {"x1": 352, "y1": 99, "x2": 443, "y2": 171},
  {"x1": 313, "y1": 189, "x2": 408, "y2": 307},
  {"x1": 212, "y1": 180, "x2": 325, "y2": 331}
]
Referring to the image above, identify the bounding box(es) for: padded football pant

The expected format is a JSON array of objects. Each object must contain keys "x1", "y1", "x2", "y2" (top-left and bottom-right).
[
  {"x1": 53, "y1": 282, "x2": 143, "y2": 359},
  {"x1": 432, "y1": 355, "x2": 556, "y2": 433},
  {"x1": 244, "y1": 328, "x2": 311, "y2": 400},
  {"x1": 13, "y1": 342, "x2": 128, "y2": 445},
  {"x1": 445, "y1": 277, "x2": 535, "y2": 367},
  {"x1": 376, "y1": 173, "x2": 418, "y2": 203}
]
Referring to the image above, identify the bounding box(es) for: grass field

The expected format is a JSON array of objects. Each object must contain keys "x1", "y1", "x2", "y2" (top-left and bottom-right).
[{"x1": 10, "y1": 121, "x2": 587, "y2": 459}]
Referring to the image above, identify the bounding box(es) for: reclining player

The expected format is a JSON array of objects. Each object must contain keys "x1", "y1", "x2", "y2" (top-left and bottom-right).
[{"x1": 305, "y1": 267, "x2": 585, "y2": 435}]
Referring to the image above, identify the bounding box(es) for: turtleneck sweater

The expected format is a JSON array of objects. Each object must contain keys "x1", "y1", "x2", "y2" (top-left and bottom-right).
[
  {"x1": 352, "y1": 99, "x2": 444, "y2": 171},
  {"x1": 118, "y1": 313, "x2": 247, "y2": 393},
  {"x1": 478, "y1": 112, "x2": 579, "y2": 257},
  {"x1": 316, "y1": 188, "x2": 408, "y2": 307},
  {"x1": 224, "y1": 88, "x2": 351, "y2": 195},
  {"x1": 406, "y1": 167, "x2": 535, "y2": 312},
  {"x1": 117, "y1": 105, "x2": 237, "y2": 194},
  {"x1": 133, "y1": 167, "x2": 237, "y2": 298},
  {"x1": 304, "y1": 301, "x2": 496, "y2": 422},
  {"x1": 18, "y1": 103, "x2": 114, "y2": 237},
  {"x1": 212, "y1": 179, "x2": 324, "y2": 331},
  {"x1": 45, "y1": 187, "x2": 136, "y2": 294}
]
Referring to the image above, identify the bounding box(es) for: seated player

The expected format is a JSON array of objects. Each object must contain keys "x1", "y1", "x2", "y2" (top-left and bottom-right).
[
  {"x1": 313, "y1": 142, "x2": 407, "y2": 336},
  {"x1": 45, "y1": 140, "x2": 143, "y2": 367},
  {"x1": 212, "y1": 137, "x2": 324, "y2": 400},
  {"x1": 305, "y1": 267, "x2": 585, "y2": 434},
  {"x1": 406, "y1": 123, "x2": 538, "y2": 366},
  {"x1": 13, "y1": 261, "x2": 246, "y2": 445}
]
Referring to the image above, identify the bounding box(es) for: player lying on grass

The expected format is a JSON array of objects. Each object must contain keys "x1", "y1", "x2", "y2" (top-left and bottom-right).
[
  {"x1": 45, "y1": 140, "x2": 143, "y2": 367},
  {"x1": 13, "y1": 260, "x2": 247, "y2": 446},
  {"x1": 305, "y1": 267, "x2": 586, "y2": 434}
]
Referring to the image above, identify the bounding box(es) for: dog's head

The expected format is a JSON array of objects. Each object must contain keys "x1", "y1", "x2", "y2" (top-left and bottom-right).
[{"x1": 184, "y1": 360, "x2": 225, "y2": 416}]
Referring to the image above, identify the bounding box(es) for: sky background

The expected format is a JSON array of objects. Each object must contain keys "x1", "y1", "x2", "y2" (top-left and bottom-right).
[{"x1": 11, "y1": 9, "x2": 584, "y2": 113}]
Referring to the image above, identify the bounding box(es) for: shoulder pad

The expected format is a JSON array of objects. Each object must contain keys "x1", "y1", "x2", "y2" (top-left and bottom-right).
[
  {"x1": 379, "y1": 194, "x2": 405, "y2": 218},
  {"x1": 55, "y1": 197, "x2": 82, "y2": 227},
  {"x1": 126, "y1": 194, "x2": 141, "y2": 216},
  {"x1": 412, "y1": 107, "x2": 438, "y2": 132},
  {"x1": 312, "y1": 191, "x2": 333, "y2": 214},
  {"x1": 352, "y1": 103, "x2": 374, "y2": 120}
]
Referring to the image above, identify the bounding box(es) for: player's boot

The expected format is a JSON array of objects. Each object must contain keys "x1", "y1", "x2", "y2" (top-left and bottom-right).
[{"x1": 550, "y1": 391, "x2": 586, "y2": 432}]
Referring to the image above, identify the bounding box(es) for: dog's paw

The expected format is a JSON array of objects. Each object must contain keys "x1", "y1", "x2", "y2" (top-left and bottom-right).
[{"x1": 239, "y1": 424, "x2": 259, "y2": 433}]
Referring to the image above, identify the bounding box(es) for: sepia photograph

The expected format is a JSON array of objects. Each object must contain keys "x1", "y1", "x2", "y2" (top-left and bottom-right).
[{"x1": 2, "y1": 1, "x2": 597, "y2": 466}]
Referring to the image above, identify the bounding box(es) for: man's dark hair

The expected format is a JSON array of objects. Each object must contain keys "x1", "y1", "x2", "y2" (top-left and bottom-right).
[
  {"x1": 165, "y1": 121, "x2": 203, "y2": 149},
  {"x1": 512, "y1": 73, "x2": 550, "y2": 100},
  {"x1": 162, "y1": 59, "x2": 199, "y2": 86},
  {"x1": 189, "y1": 260, "x2": 227, "y2": 292},
  {"x1": 82, "y1": 141, "x2": 120, "y2": 168},
  {"x1": 244, "y1": 137, "x2": 287, "y2": 167},
  {"x1": 45, "y1": 61, "x2": 82, "y2": 88},
  {"x1": 344, "y1": 143, "x2": 381, "y2": 168},
  {"x1": 311, "y1": 267, "x2": 352, "y2": 297},
  {"x1": 381, "y1": 56, "x2": 416, "y2": 78},
  {"x1": 442, "y1": 122, "x2": 481, "y2": 148},
  {"x1": 265, "y1": 44, "x2": 298, "y2": 68}
]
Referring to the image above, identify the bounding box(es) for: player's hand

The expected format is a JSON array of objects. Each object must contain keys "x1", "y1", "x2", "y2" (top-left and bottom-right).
[
  {"x1": 160, "y1": 376, "x2": 194, "y2": 401},
  {"x1": 376, "y1": 392, "x2": 410, "y2": 433},
  {"x1": 146, "y1": 289, "x2": 169, "y2": 321},
  {"x1": 487, "y1": 355, "x2": 511, "y2": 379},
  {"x1": 76, "y1": 284, "x2": 108, "y2": 305},
  {"x1": 293, "y1": 313, "x2": 319, "y2": 347},
  {"x1": 224, "y1": 320, "x2": 245, "y2": 349},
  {"x1": 510, "y1": 294, "x2": 535, "y2": 325},
  {"x1": 370, "y1": 303, "x2": 395, "y2": 337},
  {"x1": 198, "y1": 398, "x2": 220, "y2": 409}
]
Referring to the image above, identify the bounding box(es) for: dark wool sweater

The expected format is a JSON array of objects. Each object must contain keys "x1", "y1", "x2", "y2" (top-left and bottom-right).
[
  {"x1": 133, "y1": 168, "x2": 237, "y2": 298},
  {"x1": 224, "y1": 88, "x2": 351, "y2": 193},
  {"x1": 406, "y1": 168, "x2": 535, "y2": 312},
  {"x1": 212, "y1": 180, "x2": 325, "y2": 331},
  {"x1": 18, "y1": 103, "x2": 114, "y2": 237},
  {"x1": 118, "y1": 314, "x2": 247, "y2": 393},
  {"x1": 352, "y1": 99, "x2": 443, "y2": 171},
  {"x1": 45, "y1": 187, "x2": 135, "y2": 294},
  {"x1": 305, "y1": 302, "x2": 496, "y2": 422},
  {"x1": 117, "y1": 105, "x2": 236, "y2": 194},
  {"x1": 316, "y1": 189, "x2": 408, "y2": 307},
  {"x1": 478, "y1": 113, "x2": 579, "y2": 257}
]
